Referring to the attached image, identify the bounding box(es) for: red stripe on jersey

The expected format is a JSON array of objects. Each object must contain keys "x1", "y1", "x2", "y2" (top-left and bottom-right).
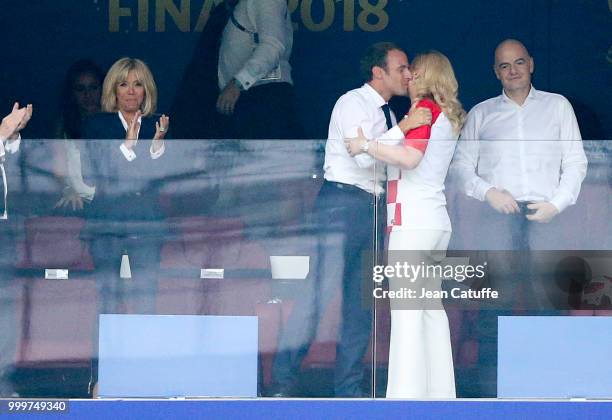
[
  {"x1": 387, "y1": 179, "x2": 398, "y2": 204},
  {"x1": 403, "y1": 98, "x2": 442, "y2": 153},
  {"x1": 394, "y1": 202, "x2": 402, "y2": 227}
]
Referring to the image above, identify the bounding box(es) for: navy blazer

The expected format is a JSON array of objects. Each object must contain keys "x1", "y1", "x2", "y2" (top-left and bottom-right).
[
  {"x1": 80, "y1": 112, "x2": 168, "y2": 221},
  {"x1": 83, "y1": 112, "x2": 160, "y2": 140}
]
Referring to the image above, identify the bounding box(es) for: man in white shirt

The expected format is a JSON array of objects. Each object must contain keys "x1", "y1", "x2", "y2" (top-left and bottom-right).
[
  {"x1": 454, "y1": 39, "x2": 587, "y2": 235},
  {"x1": 1, "y1": 102, "x2": 32, "y2": 397},
  {"x1": 216, "y1": 0, "x2": 301, "y2": 139},
  {"x1": 269, "y1": 42, "x2": 431, "y2": 397},
  {"x1": 452, "y1": 39, "x2": 588, "y2": 397}
]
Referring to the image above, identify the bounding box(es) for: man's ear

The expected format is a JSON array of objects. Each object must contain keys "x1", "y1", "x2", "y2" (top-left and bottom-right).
[
  {"x1": 372, "y1": 66, "x2": 384, "y2": 80},
  {"x1": 493, "y1": 64, "x2": 501, "y2": 81},
  {"x1": 529, "y1": 56, "x2": 534, "y2": 74}
]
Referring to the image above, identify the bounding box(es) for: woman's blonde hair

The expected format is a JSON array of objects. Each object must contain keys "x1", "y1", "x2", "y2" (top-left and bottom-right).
[
  {"x1": 410, "y1": 51, "x2": 466, "y2": 134},
  {"x1": 101, "y1": 57, "x2": 157, "y2": 116}
]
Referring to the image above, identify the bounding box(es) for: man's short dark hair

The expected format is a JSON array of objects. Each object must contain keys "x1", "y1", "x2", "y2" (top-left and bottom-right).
[{"x1": 360, "y1": 42, "x2": 402, "y2": 82}]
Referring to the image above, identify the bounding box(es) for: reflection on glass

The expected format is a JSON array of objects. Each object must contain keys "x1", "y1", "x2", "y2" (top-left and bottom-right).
[{"x1": 0, "y1": 139, "x2": 609, "y2": 399}]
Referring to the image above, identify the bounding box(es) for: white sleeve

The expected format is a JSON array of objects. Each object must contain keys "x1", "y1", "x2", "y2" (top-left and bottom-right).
[
  {"x1": 3, "y1": 135, "x2": 21, "y2": 154},
  {"x1": 234, "y1": 0, "x2": 289, "y2": 89},
  {"x1": 549, "y1": 98, "x2": 587, "y2": 212},
  {"x1": 119, "y1": 143, "x2": 137, "y2": 162},
  {"x1": 332, "y1": 96, "x2": 378, "y2": 169},
  {"x1": 452, "y1": 109, "x2": 493, "y2": 201},
  {"x1": 149, "y1": 141, "x2": 165, "y2": 159}
]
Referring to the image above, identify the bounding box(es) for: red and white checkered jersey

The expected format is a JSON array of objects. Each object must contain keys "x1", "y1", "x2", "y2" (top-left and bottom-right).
[{"x1": 387, "y1": 99, "x2": 458, "y2": 232}]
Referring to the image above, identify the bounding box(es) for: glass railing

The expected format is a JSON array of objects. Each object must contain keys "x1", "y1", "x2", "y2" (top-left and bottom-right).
[
  {"x1": 372, "y1": 139, "x2": 611, "y2": 399},
  {"x1": 0, "y1": 138, "x2": 610, "y2": 399}
]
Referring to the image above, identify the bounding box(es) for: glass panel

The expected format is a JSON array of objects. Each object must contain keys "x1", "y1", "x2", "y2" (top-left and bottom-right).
[
  {"x1": 0, "y1": 137, "x2": 380, "y2": 398},
  {"x1": 373, "y1": 139, "x2": 611, "y2": 399},
  {"x1": 2, "y1": 139, "x2": 610, "y2": 399}
]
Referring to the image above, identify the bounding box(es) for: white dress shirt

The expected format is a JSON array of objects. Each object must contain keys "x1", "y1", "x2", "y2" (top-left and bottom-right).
[
  {"x1": 453, "y1": 86, "x2": 587, "y2": 213},
  {"x1": 64, "y1": 139, "x2": 96, "y2": 201},
  {"x1": 0, "y1": 136, "x2": 20, "y2": 157},
  {"x1": 117, "y1": 112, "x2": 165, "y2": 162},
  {"x1": 1, "y1": 136, "x2": 20, "y2": 220},
  {"x1": 325, "y1": 83, "x2": 405, "y2": 195},
  {"x1": 218, "y1": 0, "x2": 293, "y2": 90},
  {"x1": 388, "y1": 113, "x2": 458, "y2": 231}
]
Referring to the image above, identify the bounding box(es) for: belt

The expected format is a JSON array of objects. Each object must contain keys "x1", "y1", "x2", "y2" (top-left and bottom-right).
[
  {"x1": 324, "y1": 181, "x2": 373, "y2": 198},
  {"x1": 516, "y1": 201, "x2": 536, "y2": 215}
]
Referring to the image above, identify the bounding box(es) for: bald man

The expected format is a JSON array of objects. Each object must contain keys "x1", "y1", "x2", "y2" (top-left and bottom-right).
[
  {"x1": 455, "y1": 39, "x2": 587, "y2": 229},
  {"x1": 452, "y1": 39, "x2": 587, "y2": 396}
]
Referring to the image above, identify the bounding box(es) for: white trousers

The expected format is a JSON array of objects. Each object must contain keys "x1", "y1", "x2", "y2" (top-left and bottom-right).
[{"x1": 385, "y1": 229, "x2": 456, "y2": 399}]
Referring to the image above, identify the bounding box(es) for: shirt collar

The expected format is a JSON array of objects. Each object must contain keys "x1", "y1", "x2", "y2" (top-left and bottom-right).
[
  {"x1": 117, "y1": 111, "x2": 142, "y2": 132},
  {"x1": 362, "y1": 83, "x2": 388, "y2": 108},
  {"x1": 500, "y1": 85, "x2": 538, "y2": 106}
]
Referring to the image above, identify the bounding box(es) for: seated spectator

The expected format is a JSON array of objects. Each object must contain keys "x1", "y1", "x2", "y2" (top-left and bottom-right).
[{"x1": 53, "y1": 60, "x2": 105, "y2": 211}]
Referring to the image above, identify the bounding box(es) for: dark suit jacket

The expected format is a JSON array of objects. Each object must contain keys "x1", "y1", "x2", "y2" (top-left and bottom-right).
[
  {"x1": 83, "y1": 111, "x2": 160, "y2": 140},
  {"x1": 80, "y1": 112, "x2": 168, "y2": 222}
]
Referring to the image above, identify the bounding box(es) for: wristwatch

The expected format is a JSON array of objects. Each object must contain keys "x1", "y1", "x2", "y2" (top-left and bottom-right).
[{"x1": 360, "y1": 140, "x2": 371, "y2": 153}]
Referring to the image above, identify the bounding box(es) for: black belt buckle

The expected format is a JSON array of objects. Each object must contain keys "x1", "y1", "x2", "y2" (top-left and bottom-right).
[{"x1": 517, "y1": 201, "x2": 536, "y2": 215}]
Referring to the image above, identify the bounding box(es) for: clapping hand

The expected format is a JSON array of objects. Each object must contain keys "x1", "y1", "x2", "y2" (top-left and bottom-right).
[
  {"x1": 0, "y1": 102, "x2": 33, "y2": 140},
  {"x1": 15, "y1": 103, "x2": 33, "y2": 136},
  {"x1": 124, "y1": 110, "x2": 142, "y2": 149},
  {"x1": 54, "y1": 189, "x2": 84, "y2": 211},
  {"x1": 153, "y1": 114, "x2": 170, "y2": 141},
  {"x1": 152, "y1": 114, "x2": 169, "y2": 153}
]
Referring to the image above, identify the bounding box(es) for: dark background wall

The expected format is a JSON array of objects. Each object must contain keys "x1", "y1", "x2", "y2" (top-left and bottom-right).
[{"x1": 2, "y1": 0, "x2": 611, "y2": 139}]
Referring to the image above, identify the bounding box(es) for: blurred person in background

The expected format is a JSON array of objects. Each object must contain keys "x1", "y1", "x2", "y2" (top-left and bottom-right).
[
  {"x1": 216, "y1": 0, "x2": 301, "y2": 139},
  {"x1": 53, "y1": 59, "x2": 105, "y2": 211}
]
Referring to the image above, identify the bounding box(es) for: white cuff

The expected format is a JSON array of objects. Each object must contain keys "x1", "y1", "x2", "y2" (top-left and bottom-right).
[
  {"x1": 473, "y1": 179, "x2": 495, "y2": 202},
  {"x1": 120, "y1": 143, "x2": 137, "y2": 162},
  {"x1": 549, "y1": 192, "x2": 572, "y2": 214},
  {"x1": 4, "y1": 135, "x2": 21, "y2": 154},
  {"x1": 150, "y1": 141, "x2": 165, "y2": 159},
  {"x1": 234, "y1": 70, "x2": 256, "y2": 91}
]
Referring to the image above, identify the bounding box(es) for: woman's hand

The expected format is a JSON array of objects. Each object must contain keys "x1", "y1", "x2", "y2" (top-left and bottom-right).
[
  {"x1": 398, "y1": 102, "x2": 431, "y2": 134},
  {"x1": 344, "y1": 127, "x2": 369, "y2": 157},
  {"x1": 152, "y1": 114, "x2": 169, "y2": 153},
  {"x1": 124, "y1": 110, "x2": 141, "y2": 149},
  {"x1": 54, "y1": 189, "x2": 84, "y2": 211},
  {"x1": 153, "y1": 114, "x2": 170, "y2": 141}
]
